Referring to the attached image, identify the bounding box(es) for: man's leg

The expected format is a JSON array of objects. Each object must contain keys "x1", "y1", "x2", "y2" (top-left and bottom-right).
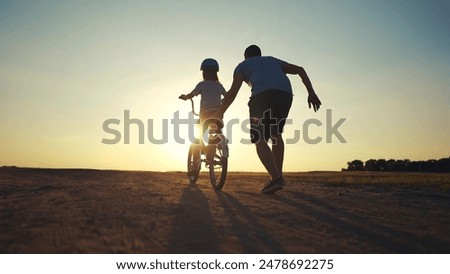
[
  {"x1": 255, "y1": 140, "x2": 281, "y2": 181},
  {"x1": 249, "y1": 91, "x2": 283, "y2": 192},
  {"x1": 271, "y1": 133, "x2": 284, "y2": 176},
  {"x1": 269, "y1": 91, "x2": 292, "y2": 178}
]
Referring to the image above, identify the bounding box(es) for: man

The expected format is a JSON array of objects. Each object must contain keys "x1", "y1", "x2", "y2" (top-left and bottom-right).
[{"x1": 221, "y1": 45, "x2": 321, "y2": 194}]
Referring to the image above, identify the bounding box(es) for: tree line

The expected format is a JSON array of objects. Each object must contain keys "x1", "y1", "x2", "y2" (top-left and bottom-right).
[{"x1": 344, "y1": 157, "x2": 450, "y2": 173}]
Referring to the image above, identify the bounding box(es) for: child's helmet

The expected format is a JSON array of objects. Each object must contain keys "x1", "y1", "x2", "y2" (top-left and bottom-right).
[{"x1": 200, "y1": 58, "x2": 219, "y2": 71}]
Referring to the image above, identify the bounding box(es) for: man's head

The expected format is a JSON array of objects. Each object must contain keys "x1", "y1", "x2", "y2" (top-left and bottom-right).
[{"x1": 244, "y1": 45, "x2": 261, "y2": 59}]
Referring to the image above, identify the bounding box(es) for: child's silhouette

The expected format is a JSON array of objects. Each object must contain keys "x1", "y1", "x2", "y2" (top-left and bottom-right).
[{"x1": 179, "y1": 58, "x2": 226, "y2": 174}]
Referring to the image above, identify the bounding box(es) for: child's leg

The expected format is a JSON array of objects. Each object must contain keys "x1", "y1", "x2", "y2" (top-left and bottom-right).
[
  {"x1": 191, "y1": 119, "x2": 202, "y2": 170},
  {"x1": 193, "y1": 144, "x2": 201, "y2": 168}
]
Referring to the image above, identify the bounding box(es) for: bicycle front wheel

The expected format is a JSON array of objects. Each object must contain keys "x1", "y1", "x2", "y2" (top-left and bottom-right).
[
  {"x1": 187, "y1": 144, "x2": 200, "y2": 184},
  {"x1": 209, "y1": 145, "x2": 228, "y2": 190}
]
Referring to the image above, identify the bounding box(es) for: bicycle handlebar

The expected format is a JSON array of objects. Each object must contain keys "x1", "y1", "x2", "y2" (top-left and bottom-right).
[
  {"x1": 189, "y1": 98, "x2": 199, "y2": 116},
  {"x1": 179, "y1": 96, "x2": 199, "y2": 116}
]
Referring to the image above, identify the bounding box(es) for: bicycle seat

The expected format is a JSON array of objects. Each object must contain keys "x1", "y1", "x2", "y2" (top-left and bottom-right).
[{"x1": 208, "y1": 129, "x2": 222, "y2": 134}]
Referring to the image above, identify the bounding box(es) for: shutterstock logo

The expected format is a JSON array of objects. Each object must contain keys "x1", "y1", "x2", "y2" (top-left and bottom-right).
[{"x1": 101, "y1": 109, "x2": 347, "y2": 145}]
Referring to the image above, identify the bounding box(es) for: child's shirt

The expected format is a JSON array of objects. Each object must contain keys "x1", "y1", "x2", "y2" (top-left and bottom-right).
[{"x1": 191, "y1": 80, "x2": 226, "y2": 116}]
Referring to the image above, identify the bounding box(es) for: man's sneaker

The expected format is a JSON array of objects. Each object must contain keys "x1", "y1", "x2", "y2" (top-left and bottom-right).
[{"x1": 260, "y1": 177, "x2": 285, "y2": 194}]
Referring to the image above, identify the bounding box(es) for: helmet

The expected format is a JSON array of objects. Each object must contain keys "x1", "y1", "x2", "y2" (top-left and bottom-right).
[{"x1": 200, "y1": 58, "x2": 219, "y2": 71}]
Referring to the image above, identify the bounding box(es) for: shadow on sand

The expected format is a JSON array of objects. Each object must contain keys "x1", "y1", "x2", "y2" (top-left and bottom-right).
[
  {"x1": 268, "y1": 191, "x2": 450, "y2": 253},
  {"x1": 167, "y1": 181, "x2": 219, "y2": 253},
  {"x1": 215, "y1": 191, "x2": 285, "y2": 253},
  {"x1": 167, "y1": 181, "x2": 285, "y2": 253}
]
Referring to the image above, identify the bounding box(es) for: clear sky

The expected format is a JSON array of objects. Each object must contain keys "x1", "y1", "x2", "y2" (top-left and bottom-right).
[{"x1": 1, "y1": 0, "x2": 449, "y2": 172}]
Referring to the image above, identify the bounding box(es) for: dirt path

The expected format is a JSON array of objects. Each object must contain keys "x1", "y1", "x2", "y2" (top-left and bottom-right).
[{"x1": 1, "y1": 168, "x2": 449, "y2": 253}]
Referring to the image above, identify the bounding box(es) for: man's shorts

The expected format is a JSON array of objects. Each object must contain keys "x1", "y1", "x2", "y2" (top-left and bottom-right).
[{"x1": 248, "y1": 89, "x2": 293, "y2": 143}]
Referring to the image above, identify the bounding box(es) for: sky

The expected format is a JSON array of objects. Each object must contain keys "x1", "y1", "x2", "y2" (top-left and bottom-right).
[{"x1": 0, "y1": 0, "x2": 449, "y2": 172}]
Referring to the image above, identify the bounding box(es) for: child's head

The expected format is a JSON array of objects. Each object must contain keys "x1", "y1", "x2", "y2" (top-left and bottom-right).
[{"x1": 200, "y1": 58, "x2": 219, "y2": 82}]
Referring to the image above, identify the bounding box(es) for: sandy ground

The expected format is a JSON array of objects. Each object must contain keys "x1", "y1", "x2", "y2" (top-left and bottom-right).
[{"x1": 0, "y1": 167, "x2": 449, "y2": 254}]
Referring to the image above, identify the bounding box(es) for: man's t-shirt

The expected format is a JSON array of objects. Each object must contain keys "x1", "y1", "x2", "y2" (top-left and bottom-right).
[
  {"x1": 192, "y1": 80, "x2": 226, "y2": 115},
  {"x1": 234, "y1": 56, "x2": 292, "y2": 97}
]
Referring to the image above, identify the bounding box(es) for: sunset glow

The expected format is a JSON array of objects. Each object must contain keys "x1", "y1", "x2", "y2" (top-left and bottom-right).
[{"x1": 1, "y1": 1, "x2": 449, "y2": 172}]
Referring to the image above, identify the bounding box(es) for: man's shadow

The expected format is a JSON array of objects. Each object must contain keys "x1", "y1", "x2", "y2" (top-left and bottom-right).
[
  {"x1": 214, "y1": 190, "x2": 286, "y2": 253},
  {"x1": 265, "y1": 191, "x2": 450, "y2": 253}
]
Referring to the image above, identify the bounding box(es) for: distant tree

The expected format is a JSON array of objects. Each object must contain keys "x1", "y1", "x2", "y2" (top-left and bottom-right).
[
  {"x1": 347, "y1": 160, "x2": 364, "y2": 171},
  {"x1": 365, "y1": 159, "x2": 378, "y2": 171},
  {"x1": 377, "y1": 159, "x2": 387, "y2": 171},
  {"x1": 386, "y1": 159, "x2": 396, "y2": 172},
  {"x1": 437, "y1": 157, "x2": 450, "y2": 173},
  {"x1": 395, "y1": 159, "x2": 411, "y2": 172},
  {"x1": 345, "y1": 156, "x2": 449, "y2": 173},
  {"x1": 423, "y1": 159, "x2": 437, "y2": 172},
  {"x1": 410, "y1": 161, "x2": 422, "y2": 172}
]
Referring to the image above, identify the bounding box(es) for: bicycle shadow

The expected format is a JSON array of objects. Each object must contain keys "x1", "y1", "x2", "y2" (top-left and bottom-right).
[
  {"x1": 214, "y1": 191, "x2": 286, "y2": 253},
  {"x1": 167, "y1": 181, "x2": 219, "y2": 253}
]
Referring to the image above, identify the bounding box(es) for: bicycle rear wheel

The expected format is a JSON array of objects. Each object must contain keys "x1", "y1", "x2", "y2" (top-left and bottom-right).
[
  {"x1": 187, "y1": 144, "x2": 200, "y2": 184},
  {"x1": 209, "y1": 145, "x2": 228, "y2": 190}
]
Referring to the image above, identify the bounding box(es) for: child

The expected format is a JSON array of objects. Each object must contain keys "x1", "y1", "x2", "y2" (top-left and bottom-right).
[{"x1": 179, "y1": 58, "x2": 227, "y2": 172}]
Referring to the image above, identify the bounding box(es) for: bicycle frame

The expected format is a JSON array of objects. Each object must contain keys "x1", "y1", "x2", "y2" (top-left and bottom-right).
[{"x1": 181, "y1": 97, "x2": 228, "y2": 190}]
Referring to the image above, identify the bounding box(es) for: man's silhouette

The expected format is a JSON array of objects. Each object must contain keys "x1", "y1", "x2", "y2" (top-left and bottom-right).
[{"x1": 221, "y1": 45, "x2": 321, "y2": 194}]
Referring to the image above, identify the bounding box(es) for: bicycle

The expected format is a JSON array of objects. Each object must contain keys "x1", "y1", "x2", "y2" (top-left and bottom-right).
[{"x1": 179, "y1": 97, "x2": 229, "y2": 190}]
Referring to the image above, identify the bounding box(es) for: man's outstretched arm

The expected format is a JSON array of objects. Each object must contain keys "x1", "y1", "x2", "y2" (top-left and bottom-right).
[
  {"x1": 283, "y1": 62, "x2": 322, "y2": 112},
  {"x1": 221, "y1": 74, "x2": 243, "y2": 114}
]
